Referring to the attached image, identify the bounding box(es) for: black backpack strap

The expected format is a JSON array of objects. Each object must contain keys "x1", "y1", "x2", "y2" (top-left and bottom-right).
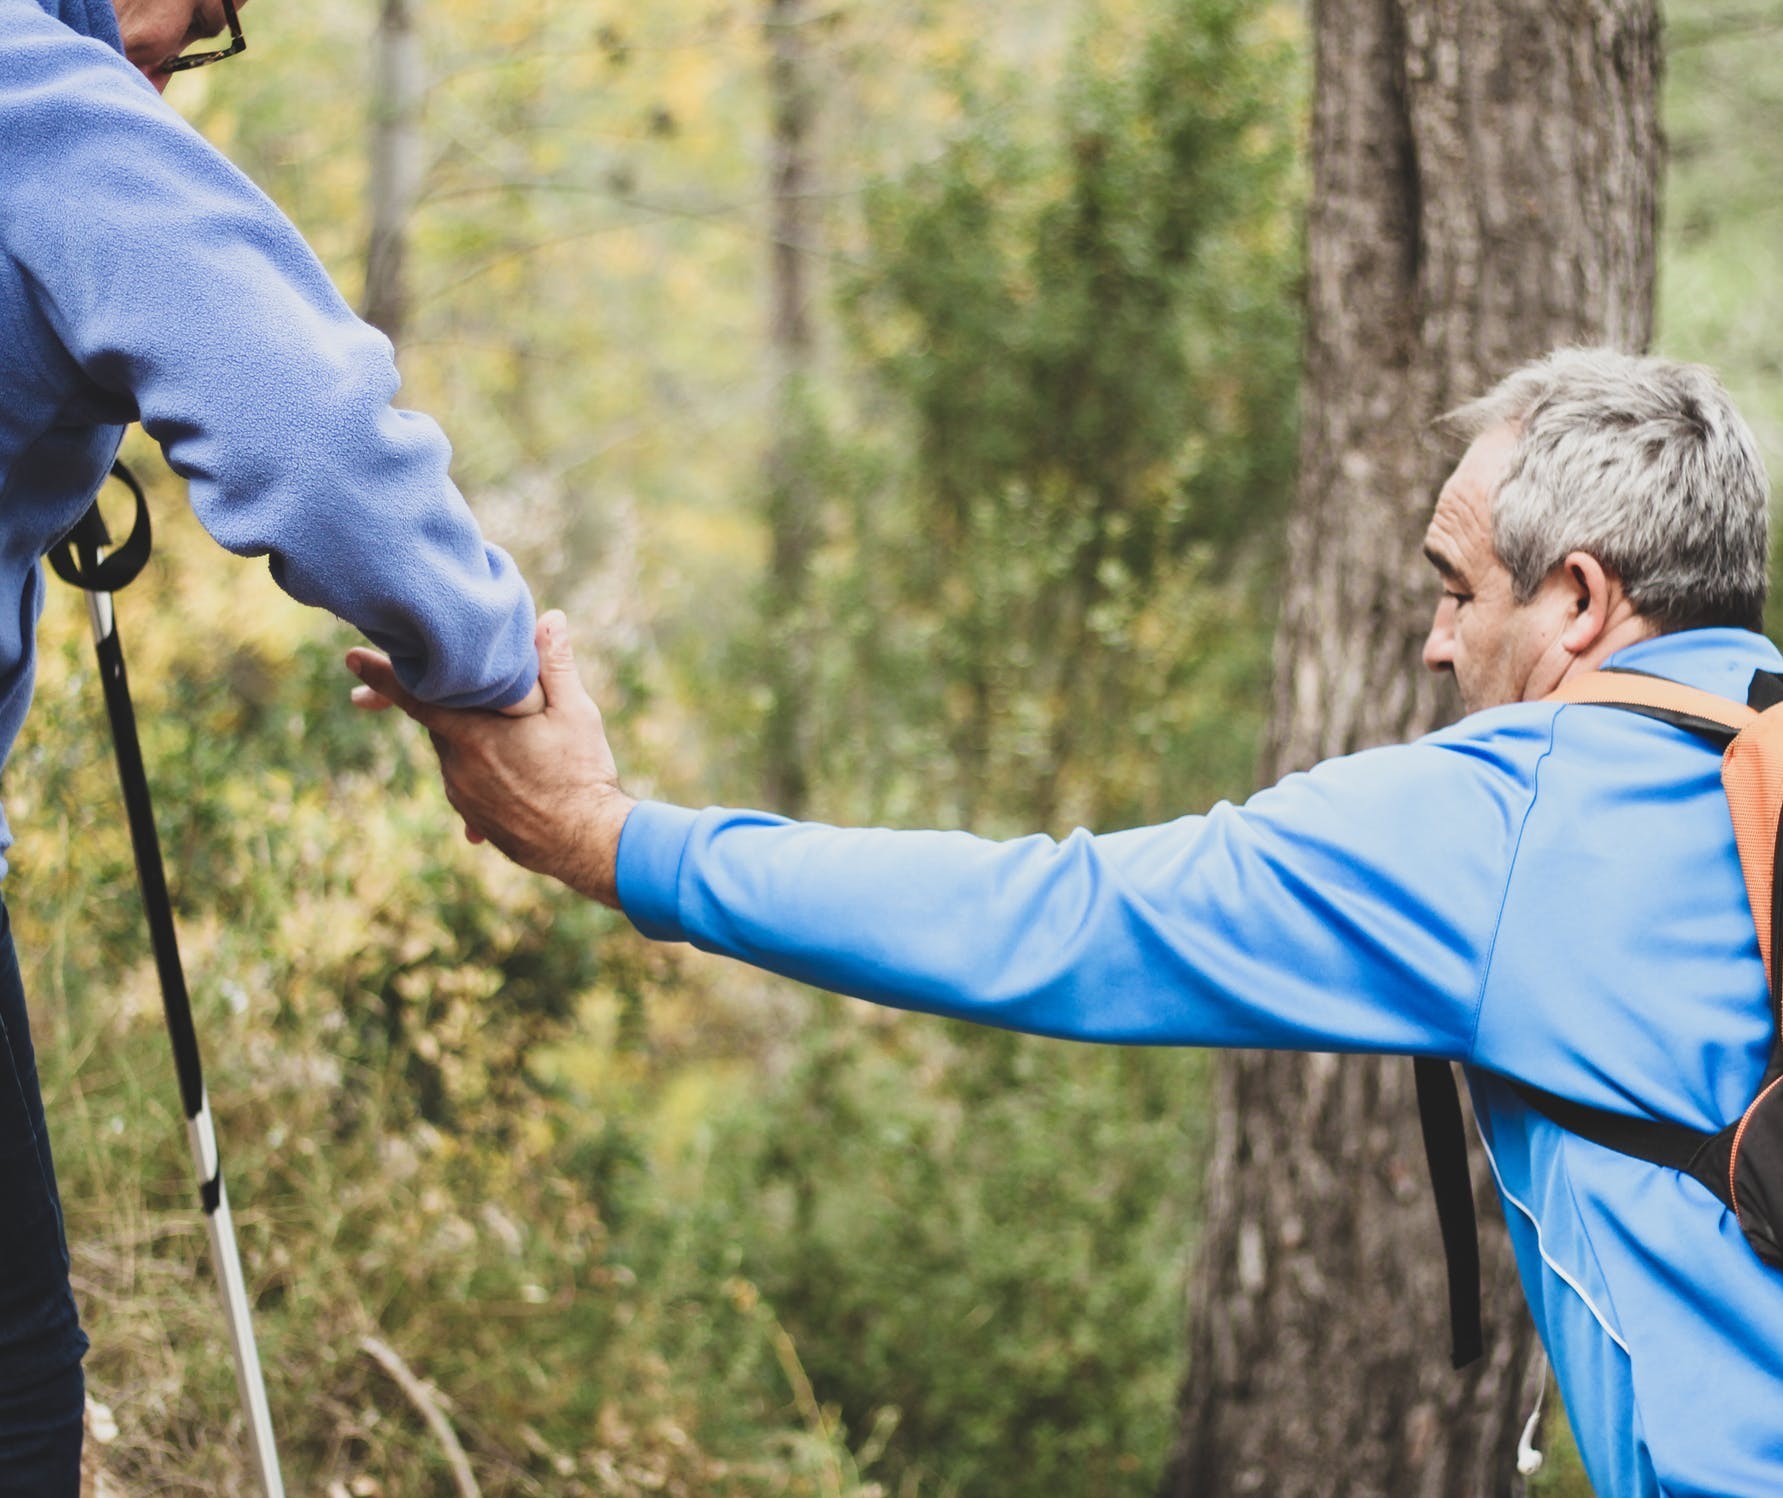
[
  {"x1": 1492, "y1": 665, "x2": 1783, "y2": 1258},
  {"x1": 1507, "y1": 1079, "x2": 1735, "y2": 1209},
  {"x1": 1413, "y1": 1057, "x2": 1483, "y2": 1368}
]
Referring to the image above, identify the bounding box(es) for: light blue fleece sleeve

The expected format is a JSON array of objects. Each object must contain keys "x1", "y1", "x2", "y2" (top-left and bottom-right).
[
  {"x1": 617, "y1": 725, "x2": 1545, "y2": 1055},
  {"x1": 0, "y1": 14, "x2": 536, "y2": 708}
]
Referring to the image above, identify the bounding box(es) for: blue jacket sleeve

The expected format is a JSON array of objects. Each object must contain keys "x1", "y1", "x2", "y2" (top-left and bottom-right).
[
  {"x1": 617, "y1": 730, "x2": 1543, "y2": 1057},
  {"x1": 0, "y1": 19, "x2": 536, "y2": 708}
]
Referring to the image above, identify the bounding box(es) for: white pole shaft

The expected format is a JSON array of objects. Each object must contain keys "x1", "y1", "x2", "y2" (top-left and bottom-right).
[
  {"x1": 85, "y1": 587, "x2": 112, "y2": 643},
  {"x1": 189, "y1": 1097, "x2": 286, "y2": 1498}
]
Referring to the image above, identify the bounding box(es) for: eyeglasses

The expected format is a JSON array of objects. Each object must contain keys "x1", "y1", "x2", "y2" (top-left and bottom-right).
[{"x1": 161, "y1": 0, "x2": 246, "y2": 73}]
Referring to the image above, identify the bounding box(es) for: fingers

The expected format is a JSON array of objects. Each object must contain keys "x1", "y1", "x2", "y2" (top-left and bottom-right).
[
  {"x1": 345, "y1": 648, "x2": 449, "y2": 732},
  {"x1": 347, "y1": 612, "x2": 588, "y2": 726}
]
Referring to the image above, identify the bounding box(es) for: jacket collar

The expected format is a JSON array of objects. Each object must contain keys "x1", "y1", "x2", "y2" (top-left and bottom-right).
[
  {"x1": 35, "y1": 0, "x2": 124, "y2": 53},
  {"x1": 1602, "y1": 627, "x2": 1783, "y2": 703}
]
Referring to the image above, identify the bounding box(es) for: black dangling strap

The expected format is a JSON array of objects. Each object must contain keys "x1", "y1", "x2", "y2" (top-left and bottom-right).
[
  {"x1": 1414, "y1": 1056, "x2": 1484, "y2": 1368},
  {"x1": 46, "y1": 459, "x2": 153, "y2": 595}
]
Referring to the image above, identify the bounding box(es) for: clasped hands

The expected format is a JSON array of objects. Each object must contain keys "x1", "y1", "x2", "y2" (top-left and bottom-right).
[{"x1": 345, "y1": 611, "x2": 635, "y2": 908}]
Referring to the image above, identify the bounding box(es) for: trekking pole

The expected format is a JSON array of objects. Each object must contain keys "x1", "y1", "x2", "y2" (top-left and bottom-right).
[{"x1": 48, "y1": 460, "x2": 286, "y2": 1498}]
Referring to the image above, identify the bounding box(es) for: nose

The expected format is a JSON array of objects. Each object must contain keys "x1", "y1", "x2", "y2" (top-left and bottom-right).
[{"x1": 1422, "y1": 598, "x2": 1455, "y2": 673}]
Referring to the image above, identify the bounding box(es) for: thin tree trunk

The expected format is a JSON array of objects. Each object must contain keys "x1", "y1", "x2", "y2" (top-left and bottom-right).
[
  {"x1": 1161, "y1": 2, "x2": 1660, "y2": 1494},
  {"x1": 762, "y1": 0, "x2": 819, "y2": 816},
  {"x1": 364, "y1": 0, "x2": 425, "y2": 349}
]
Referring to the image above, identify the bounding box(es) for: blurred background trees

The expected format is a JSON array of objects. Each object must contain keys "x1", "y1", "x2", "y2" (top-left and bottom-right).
[{"x1": 15, "y1": 0, "x2": 1779, "y2": 1492}]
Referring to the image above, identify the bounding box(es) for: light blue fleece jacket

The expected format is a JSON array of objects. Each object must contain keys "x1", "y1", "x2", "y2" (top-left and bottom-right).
[
  {"x1": 617, "y1": 627, "x2": 1783, "y2": 1498},
  {"x1": 0, "y1": 0, "x2": 537, "y2": 860}
]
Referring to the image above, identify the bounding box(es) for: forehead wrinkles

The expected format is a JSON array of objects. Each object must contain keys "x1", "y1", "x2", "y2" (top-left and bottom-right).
[
  {"x1": 1426, "y1": 488, "x2": 1492, "y2": 580},
  {"x1": 1427, "y1": 424, "x2": 1518, "y2": 579}
]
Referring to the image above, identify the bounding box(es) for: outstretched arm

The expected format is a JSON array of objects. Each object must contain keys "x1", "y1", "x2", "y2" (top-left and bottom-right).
[{"x1": 349, "y1": 618, "x2": 1528, "y2": 1059}]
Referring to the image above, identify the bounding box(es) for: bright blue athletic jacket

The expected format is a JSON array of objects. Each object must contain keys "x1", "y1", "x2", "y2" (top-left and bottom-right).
[
  {"x1": 617, "y1": 626, "x2": 1783, "y2": 1497},
  {"x1": 0, "y1": 0, "x2": 537, "y2": 863}
]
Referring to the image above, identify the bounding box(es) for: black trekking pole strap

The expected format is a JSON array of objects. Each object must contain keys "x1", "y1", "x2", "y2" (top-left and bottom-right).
[
  {"x1": 47, "y1": 464, "x2": 207, "y2": 1135},
  {"x1": 46, "y1": 458, "x2": 153, "y2": 595},
  {"x1": 1413, "y1": 1056, "x2": 1485, "y2": 1368}
]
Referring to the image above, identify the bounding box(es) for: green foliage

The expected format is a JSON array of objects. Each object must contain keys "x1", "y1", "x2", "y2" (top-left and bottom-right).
[
  {"x1": 811, "y1": 0, "x2": 1303, "y2": 832},
  {"x1": 1658, "y1": 0, "x2": 1783, "y2": 644},
  {"x1": 21, "y1": 448, "x2": 1233, "y2": 1495},
  {"x1": 690, "y1": 13, "x2": 1307, "y2": 1476},
  {"x1": 20, "y1": 482, "x2": 731, "y2": 1494},
  {"x1": 670, "y1": 1020, "x2": 1209, "y2": 1497}
]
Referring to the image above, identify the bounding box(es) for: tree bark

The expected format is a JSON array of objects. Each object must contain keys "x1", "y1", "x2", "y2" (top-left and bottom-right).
[
  {"x1": 762, "y1": 0, "x2": 820, "y2": 816},
  {"x1": 1161, "y1": 2, "x2": 1661, "y2": 1495},
  {"x1": 363, "y1": 0, "x2": 425, "y2": 350}
]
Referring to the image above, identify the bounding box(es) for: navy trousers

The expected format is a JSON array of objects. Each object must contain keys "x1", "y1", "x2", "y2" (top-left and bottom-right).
[{"x1": 0, "y1": 900, "x2": 86, "y2": 1494}]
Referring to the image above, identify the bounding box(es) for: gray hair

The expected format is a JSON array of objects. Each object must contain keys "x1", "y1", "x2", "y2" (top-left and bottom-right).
[{"x1": 1443, "y1": 348, "x2": 1770, "y2": 633}]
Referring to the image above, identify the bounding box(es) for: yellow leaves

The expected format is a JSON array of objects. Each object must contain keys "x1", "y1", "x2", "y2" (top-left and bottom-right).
[
  {"x1": 489, "y1": 13, "x2": 536, "y2": 52},
  {"x1": 515, "y1": 1109, "x2": 555, "y2": 1160},
  {"x1": 670, "y1": 492, "x2": 766, "y2": 554},
  {"x1": 178, "y1": 76, "x2": 227, "y2": 137},
  {"x1": 658, "y1": 51, "x2": 722, "y2": 140},
  {"x1": 652, "y1": 1059, "x2": 752, "y2": 1153},
  {"x1": 1261, "y1": 0, "x2": 1306, "y2": 47}
]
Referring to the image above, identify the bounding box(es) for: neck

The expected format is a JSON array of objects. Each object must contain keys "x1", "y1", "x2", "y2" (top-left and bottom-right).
[{"x1": 1556, "y1": 605, "x2": 1659, "y2": 685}]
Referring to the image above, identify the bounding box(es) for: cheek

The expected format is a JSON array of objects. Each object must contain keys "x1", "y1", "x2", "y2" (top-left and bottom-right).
[
  {"x1": 116, "y1": 0, "x2": 186, "y2": 68},
  {"x1": 1455, "y1": 607, "x2": 1508, "y2": 675}
]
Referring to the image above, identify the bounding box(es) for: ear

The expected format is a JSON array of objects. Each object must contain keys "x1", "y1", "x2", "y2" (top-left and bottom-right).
[{"x1": 1558, "y1": 551, "x2": 1614, "y2": 656}]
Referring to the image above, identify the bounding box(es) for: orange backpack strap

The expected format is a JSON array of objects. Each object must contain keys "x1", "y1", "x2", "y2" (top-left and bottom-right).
[
  {"x1": 1549, "y1": 668, "x2": 1772, "y2": 982},
  {"x1": 1547, "y1": 668, "x2": 1758, "y2": 736}
]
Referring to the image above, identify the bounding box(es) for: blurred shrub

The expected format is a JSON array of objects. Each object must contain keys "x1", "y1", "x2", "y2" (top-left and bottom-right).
[
  {"x1": 785, "y1": 0, "x2": 1304, "y2": 835},
  {"x1": 657, "y1": 1017, "x2": 1210, "y2": 1498}
]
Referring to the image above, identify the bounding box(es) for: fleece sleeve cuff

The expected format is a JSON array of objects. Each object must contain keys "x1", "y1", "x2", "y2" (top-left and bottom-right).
[
  {"x1": 615, "y1": 800, "x2": 700, "y2": 942},
  {"x1": 480, "y1": 660, "x2": 541, "y2": 712}
]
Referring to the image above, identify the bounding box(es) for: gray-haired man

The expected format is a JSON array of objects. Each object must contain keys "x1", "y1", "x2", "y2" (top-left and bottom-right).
[{"x1": 351, "y1": 348, "x2": 1783, "y2": 1495}]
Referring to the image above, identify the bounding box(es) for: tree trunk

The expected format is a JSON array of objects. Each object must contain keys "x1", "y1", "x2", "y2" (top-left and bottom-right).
[
  {"x1": 762, "y1": 0, "x2": 819, "y2": 816},
  {"x1": 1161, "y1": 2, "x2": 1660, "y2": 1495},
  {"x1": 363, "y1": 0, "x2": 425, "y2": 349}
]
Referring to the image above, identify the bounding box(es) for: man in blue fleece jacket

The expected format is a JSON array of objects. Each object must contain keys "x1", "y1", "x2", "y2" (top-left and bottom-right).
[
  {"x1": 2, "y1": 0, "x2": 542, "y2": 1484},
  {"x1": 355, "y1": 348, "x2": 1783, "y2": 1496}
]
